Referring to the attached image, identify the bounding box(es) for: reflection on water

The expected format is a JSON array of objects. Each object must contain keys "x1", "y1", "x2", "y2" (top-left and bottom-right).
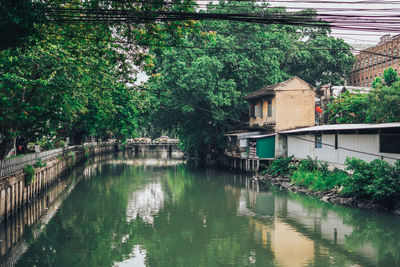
[
  {"x1": 126, "y1": 183, "x2": 165, "y2": 225},
  {"x1": 0, "y1": 154, "x2": 399, "y2": 266},
  {"x1": 114, "y1": 245, "x2": 147, "y2": 267}
]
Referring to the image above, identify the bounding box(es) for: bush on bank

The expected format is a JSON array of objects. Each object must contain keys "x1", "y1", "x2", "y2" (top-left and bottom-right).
[
  {"x1": 342, "y1": 158, "x2": 400, "y2": 207},
  {"x1": 264, "y1": 156, "x2": 400, "y2": 208}
]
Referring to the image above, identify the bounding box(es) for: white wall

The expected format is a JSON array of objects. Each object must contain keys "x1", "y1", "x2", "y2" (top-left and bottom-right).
[
  {"x1": 288, "y1": 133, "x2": 400, "y2": 165},
  {"x1": 287, "y1": 134, "x2": 315, "y2": 159}
]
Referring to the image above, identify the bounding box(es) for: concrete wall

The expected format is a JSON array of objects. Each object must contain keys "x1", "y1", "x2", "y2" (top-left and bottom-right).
[
  {"x1": 0, "y1": 143, "x2": 116, "y2": 222},
  {"x1": 275, "y1": 90, "x2": 315, "y2": 132},
  {"x1": 249, "y1": 97, "x2": 276, "y2": 127},
  {"x1": 288, "y1": 133, "x2": 400, "y2": 165},
  {"x1": 248, "y1": 77, "x2": 315, "y2": 131}
]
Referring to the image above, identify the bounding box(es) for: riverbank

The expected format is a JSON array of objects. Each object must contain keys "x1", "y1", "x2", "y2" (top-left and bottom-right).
[
  {"x1": 0, "y1": 143, "x2": 116, "y2": 221},
  {"x1": 256, "y1": 174, "x2": 400, "y2": 215}
]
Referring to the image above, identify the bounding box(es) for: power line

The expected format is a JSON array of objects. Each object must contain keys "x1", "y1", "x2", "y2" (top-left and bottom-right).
[
  {"x1": 280, "y1": 132, "x2": 400, "y2": 161},
  {"x1": 42, "y1": 31, "x2": 400, "y2": 60}
]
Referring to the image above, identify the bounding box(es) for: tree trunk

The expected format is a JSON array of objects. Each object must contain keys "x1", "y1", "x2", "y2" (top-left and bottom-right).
[{"x1": 0, "y1": 137, "x2": 14, "y2": 160}]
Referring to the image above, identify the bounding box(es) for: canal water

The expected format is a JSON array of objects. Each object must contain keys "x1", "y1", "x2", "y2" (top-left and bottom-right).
[{"x1": 1, "y1": 154, "x2": 400, "y2": 266}]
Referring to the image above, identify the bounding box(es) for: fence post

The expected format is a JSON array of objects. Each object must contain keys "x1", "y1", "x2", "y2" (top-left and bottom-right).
[{"x1": 0, "y1": 159, "x2": 4, "y2": 178}]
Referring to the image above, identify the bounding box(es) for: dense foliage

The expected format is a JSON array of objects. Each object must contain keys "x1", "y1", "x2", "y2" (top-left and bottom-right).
[
  {"x1": 342, "y1": 157, "x2": 400, "y2": 207},
  {"x1": 263, "y1": 155, "x2": 400, "y2": 209},
  {"x1": 326, "y1": 67, "x2": 400, "y2": 124},
  {"x1": 0, "y1": 0, "x2": 195, "y2": 159},
  {"x1": 144, "y1": 1, "x2": 354, "y2": 158},
  {"x1": 266, "y1": 156, "x2": 296, "y2": 176}
]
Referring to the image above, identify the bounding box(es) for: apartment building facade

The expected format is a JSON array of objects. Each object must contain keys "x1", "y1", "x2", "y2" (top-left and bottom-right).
[{"x1": 349, "y1": 34, "x2": 400, "y2": 87}]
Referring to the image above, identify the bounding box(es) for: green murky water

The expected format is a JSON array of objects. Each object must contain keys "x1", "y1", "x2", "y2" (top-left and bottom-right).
[{"x1": 3, "y1": 156, "x2": 400, "y2": 266}]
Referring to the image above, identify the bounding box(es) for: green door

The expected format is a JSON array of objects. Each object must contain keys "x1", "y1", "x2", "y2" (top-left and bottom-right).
[{"x1": 256, "y1": 136, "x2": 275, "y2": 158}]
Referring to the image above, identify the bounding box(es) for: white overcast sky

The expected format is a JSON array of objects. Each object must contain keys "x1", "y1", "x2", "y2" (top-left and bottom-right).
[{"x1": 267, "y1": 0, "x2": 400, "y2": 48}]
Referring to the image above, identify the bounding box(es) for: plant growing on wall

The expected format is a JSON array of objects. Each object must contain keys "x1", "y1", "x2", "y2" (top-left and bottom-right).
[
  {"x1": 23, "y1": 164, "x2": 35, "y2": 186},
  {"x1": 34, "y1": 158, "x2": 46, "y2": 168}
]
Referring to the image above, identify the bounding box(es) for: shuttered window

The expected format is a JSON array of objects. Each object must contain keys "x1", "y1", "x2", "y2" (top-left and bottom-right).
[{"x1": 267, "y1": 98, "x2": 272, "y2": 117}]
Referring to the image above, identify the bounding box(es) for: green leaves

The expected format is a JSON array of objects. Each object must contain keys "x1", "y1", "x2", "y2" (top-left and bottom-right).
[
  {"x1": 143, "y1": 1, "x2": 354, "y2": 158},
  {"x1": 327, "y1": 71, "x2": 400, "y2": 124}
]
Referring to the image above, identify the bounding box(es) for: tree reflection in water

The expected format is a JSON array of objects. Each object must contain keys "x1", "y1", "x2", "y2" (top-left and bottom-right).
[{"x1": 2, "y1": 156, "x2": 399, "y2": 267}]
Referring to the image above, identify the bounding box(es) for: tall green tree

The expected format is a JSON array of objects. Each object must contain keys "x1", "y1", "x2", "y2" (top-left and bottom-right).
[
  {"x1": 0, "y1": 0, "x2": 197, "y2": 159},
  {"x1": 144, "y1": 1, "x2": 354, "y2": 159}
]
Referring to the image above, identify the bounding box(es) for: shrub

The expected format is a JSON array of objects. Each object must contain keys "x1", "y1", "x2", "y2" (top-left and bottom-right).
[
  {"x1": 54, "y1": 139, "x2": 66, "y2": 148},
  {"x1": 342, "y1": 158, "x2": 400, "y2": 207},
  {"x1": 37, "y1": 138, "x2": 53, "y2": 151},
  {"x1": 24, "y1": 164, "x2": 36, "y2": 185},
  {"x1": 298, "y1": 156, "x2": 320, "y2": 172},
  {"x1": 268, "y1": 156, "x2": 296, "y2": 176},
  {"x1": 34, "y1": 158, "x2": 46, "y2": 168},
  {"x1": 291, "y1": 166, "x2": 349, "y2": 191}
]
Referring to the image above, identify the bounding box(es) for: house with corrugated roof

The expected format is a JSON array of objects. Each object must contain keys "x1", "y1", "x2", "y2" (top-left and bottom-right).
[
  {"x1": 223, "y1": 77, "x2": 317, "y2": 170},
  {"x1": 283, "y1": 122, "x2": 400, "y2": 167},
  {"x1": 243, "y1": 76, "x2": 316, "y2": 132}
]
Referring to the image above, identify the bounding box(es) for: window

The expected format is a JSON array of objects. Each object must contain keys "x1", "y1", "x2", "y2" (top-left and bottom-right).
[
  {"x1": 315, "y1": 134, "x2": 322, "y2": 148},
  {"x1": 388, "y1": 48, "x2": 392, "y2": 65},
  {"x1": 380, "y1": 134, "x2": 400, "y2": 153},
  {"x1": 267, "y1": 98, "x2": 272, "y2": 117},
  {"x1": 260, "y1": 100, "x2": 263, "y2": 118},
  {"x1": 383, "y1": 50, "x2": 387, "y2": 66},
  {"x1": 369, "y1": 55, "x2": 373, "y2": 70},
  {"x1": 255, "y1": 104, "x2": 261, "y2": 118},
  {"x1": 250, "y1": 104, "x2": 255, "y2": 118}
]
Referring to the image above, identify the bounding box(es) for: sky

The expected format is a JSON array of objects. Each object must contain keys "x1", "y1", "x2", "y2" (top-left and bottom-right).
[{"x1": 266, "y1": 0, "x2": 400, "y2": 49}]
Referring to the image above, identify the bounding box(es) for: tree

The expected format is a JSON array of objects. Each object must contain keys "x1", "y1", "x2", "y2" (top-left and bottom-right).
[
  {"x1": 0, "y1": 0, "x2": 197, "y2": 158},
  {"x1": 382, "y1": 67, "x2": 399, "y2": 87},
  {"x1": 0, "y1": 0, "x2": 43, "y2": 50},
  {"x1": 325, "y1": 91, "x2": 370, "y2": 124},
  {"x1": 367, "y1": 79, "x2": 400, "y2": 123},
  {"x1": 326, "y1": 67, "x2": 400, "y2": 124},
  {"x1": 144, "y1": 1, "x2": 355, "y2": 159}
]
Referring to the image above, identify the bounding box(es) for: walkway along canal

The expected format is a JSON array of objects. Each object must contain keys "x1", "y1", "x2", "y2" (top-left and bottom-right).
[{"x1": 0, "y1": 153, "x2": 399, "y2": 266}]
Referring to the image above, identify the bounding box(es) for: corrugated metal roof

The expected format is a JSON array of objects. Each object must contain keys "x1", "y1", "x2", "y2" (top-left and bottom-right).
[
  {"x1": 224, "y1": 131, "x2": 262, "y2": 139},
  {"x1": 248, "y1": 133, "x2": 276, "y2": 139},
  {"x1": 282, "y1": 122, "x2": 400, "y2": 134}
]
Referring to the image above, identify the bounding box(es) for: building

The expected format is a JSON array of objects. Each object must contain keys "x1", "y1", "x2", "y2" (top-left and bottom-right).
[
  {"x1": 244, "y1": 76, "x2": 316, "y2": 132},
  {"x1": 224, "y1": 77, "x2": 316, "y2": 170},
  {"x1": 349, "y1": 34, "x2": 400, "y2": 87},
  {"x1": 283, "y1": 123, "x2": 400, "y2": 167}
]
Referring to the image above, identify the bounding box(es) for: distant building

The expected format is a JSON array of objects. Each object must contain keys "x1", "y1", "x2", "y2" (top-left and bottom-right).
[
  {"x1": 349, "y1": 34, "x2": 400, "y2": 87},
  {"x1": 243, "y1": 76, "x2": 316, "y2": 132}
]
